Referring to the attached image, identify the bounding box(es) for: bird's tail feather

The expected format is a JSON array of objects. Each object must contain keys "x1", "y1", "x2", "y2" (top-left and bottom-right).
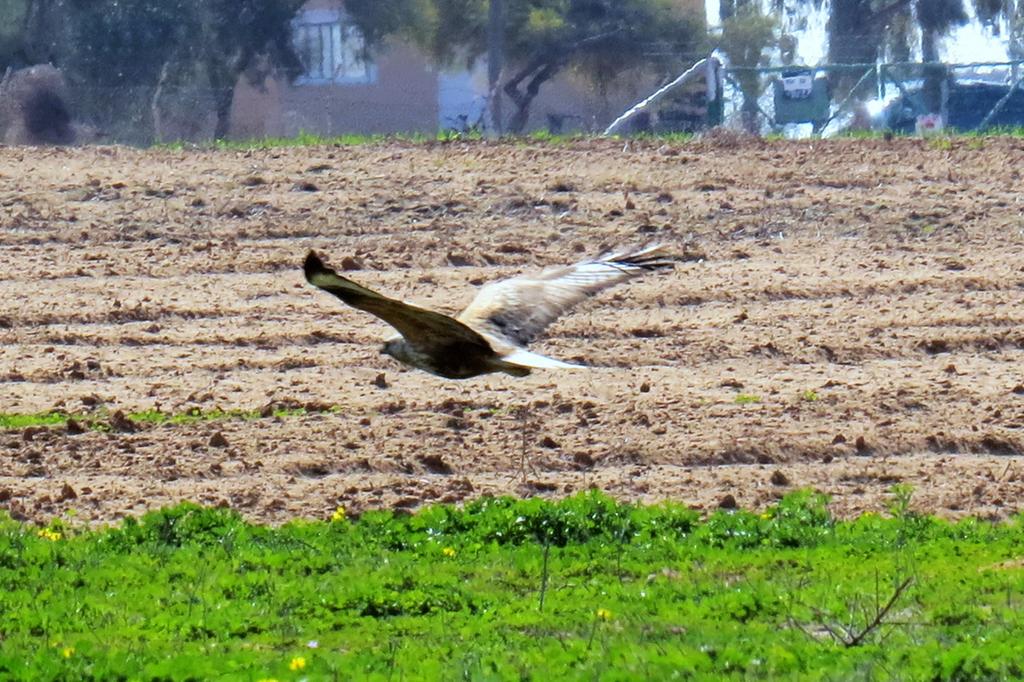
[
  {"x1": 500, "y1": 348, "x2": 583, "y2": 371},
  {"x1": 597, "y1": 243, "x2": 675, "y2": 271}
]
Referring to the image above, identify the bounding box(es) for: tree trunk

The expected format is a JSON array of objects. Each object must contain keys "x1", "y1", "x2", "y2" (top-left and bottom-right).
[
  {"x1": 920, "y1": 29, "x2": 946, "y2": 114},
  {"x1": 740, "y1": 98, "x2": 759, "y2": 133},
  {"x1": 151, "y1": 58, "x2": 173, "y2": 143},
  {"x1": 503, "y1": 60, "x2": 558, "y2": 134},
  {"x1": 487, "y1": 0, "x2": 505, "y2": 134},
  {"x1": 213, "y1": 85, "x2": 233, "y2": 140},
  {"x1": 206, "y1": 52, "x2": 244, "y2": 141}
]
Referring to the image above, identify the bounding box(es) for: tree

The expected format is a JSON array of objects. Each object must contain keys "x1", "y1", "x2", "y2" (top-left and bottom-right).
[
  {"x1": 719, "y1": 4, "x2": 777, "y2": 132},
  {"x1": 187, "y1": 0, "x2": 305, "y2": 139},
  {"x1": 795, "y1": 0, "x2": 968, "y2": 111},
  {"x1": 347, "y1": 0, "x2": 706, "y2": 134},
  {"x1": 27, "y1": 0, "x2": 302, "y2": 141}
]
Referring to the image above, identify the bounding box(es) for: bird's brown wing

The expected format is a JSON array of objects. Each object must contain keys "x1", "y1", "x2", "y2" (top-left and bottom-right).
[
  {"x1": 457, "y1": 244, "x2": 674, "y2": 348},
  {"x1": 304, "y1": 251, "x2": 493, "y2": 353}
]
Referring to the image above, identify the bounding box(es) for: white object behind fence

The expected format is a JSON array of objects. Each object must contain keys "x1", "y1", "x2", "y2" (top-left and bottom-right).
[{"x1": 603, "y1": 57, "x2": 715, "y2": 136}]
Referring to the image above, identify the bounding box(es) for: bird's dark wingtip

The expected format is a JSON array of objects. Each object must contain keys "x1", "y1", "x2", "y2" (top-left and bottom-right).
[{"x1": 303, "y1": 250, "x2": 328, "y2": 282}]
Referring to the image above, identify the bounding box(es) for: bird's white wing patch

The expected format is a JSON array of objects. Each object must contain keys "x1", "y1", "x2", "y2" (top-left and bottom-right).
[{"x1": 458, "y1": 244, "x2": 673, "y2": 347}]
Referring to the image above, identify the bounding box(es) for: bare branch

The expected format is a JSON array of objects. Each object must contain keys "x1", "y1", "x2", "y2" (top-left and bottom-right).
[
  {"x1": 801, "y1": 576, "x2": 914, "y2": 648},
  {"x1": 846, "y1": 576, "x2": 914, "y2": 647}
]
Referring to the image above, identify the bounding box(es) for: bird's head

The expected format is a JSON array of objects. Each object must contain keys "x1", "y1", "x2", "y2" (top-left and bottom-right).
[{"x1": 380, "y1": 338, "x2": 405, "y2": 362}]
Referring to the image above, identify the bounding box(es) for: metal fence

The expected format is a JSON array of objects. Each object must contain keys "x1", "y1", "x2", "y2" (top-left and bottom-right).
[
  {"x1": 720, "y1": 60, "x2": 1024, "y2": 136},
  {"x1": 6, "y1": 58, "x2": 1024, "y2": 146}
]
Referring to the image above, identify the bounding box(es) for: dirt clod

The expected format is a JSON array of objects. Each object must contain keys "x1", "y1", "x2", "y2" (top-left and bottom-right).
[
  {"x1": 340, "y1": 256, "x2": 364, "y2": 271},
  {"x1": 109, "y1": 410, "x2": 137, "y2": 433},
  {"x1": 418, "y1": 454, "x2": 452, "y2": 475}
]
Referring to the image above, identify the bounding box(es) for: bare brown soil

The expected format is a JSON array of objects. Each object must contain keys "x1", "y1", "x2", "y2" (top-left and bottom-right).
[{"x1": 1, "y1": 136, "x2": 1023, "y2": 525}]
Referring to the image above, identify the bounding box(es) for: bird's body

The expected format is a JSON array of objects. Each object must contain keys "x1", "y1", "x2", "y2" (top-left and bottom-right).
[
  {"x1": 303, "y1": 245, "x2": 673, "y2": 379},
  {"x1": 379, "y1": 334, "x2": 524, "y2": 380}
]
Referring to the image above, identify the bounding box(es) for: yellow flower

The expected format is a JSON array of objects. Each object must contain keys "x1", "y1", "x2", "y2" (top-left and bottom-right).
[
  {"x1": 331, "y1": 506, "x2": 346, "y2": 522},
  {"x1": 442, "y1": 547, "x2": 456, "y2": 558},
  {"x1": 596, "y1": 608, "x2": 613, "y2": 621},
  {"x1": 61, "y1": 647, "x2": 74, "y2": 659},
  {"x1": 256, "y1": 679, "x2": 279, "y2": 682},
  {"x1": 289, "y1": 656, "x2": 306, "y2": 671},
  {"x1": 37, "y1": 528, "x2": 62, "y2": 542},
  {"x1": 759, "y1": 512, "x2": 773, "y2": 520}
]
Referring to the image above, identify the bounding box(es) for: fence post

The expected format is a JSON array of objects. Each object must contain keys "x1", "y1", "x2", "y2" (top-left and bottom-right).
[
  {"x1": 707, "y1": 58, "x2": 724, "y2": 126},
  {"x1": 940, "y1": 76, "x2": 949, "y2": 128}
]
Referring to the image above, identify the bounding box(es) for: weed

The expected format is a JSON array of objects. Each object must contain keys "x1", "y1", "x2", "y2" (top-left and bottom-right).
[
  {"x1": 888, "y1": 483, "x2": 915, "y2": 521},
  {"x1": 734, "y1": 393, "x2": 762, "y2": 405}
]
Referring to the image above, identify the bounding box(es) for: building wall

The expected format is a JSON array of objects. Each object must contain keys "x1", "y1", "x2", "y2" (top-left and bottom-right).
[
  {"x1": 230, "y1": 1, "x2": 439, "y2": 139},
  {"x1": 279, "y1": 41, "x2": 438, "y2": 137}
]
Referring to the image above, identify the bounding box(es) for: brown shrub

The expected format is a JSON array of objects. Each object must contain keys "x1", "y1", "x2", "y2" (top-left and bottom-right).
[{"x1": 0, "y1": 64, "x2": 97, "y2": 145}]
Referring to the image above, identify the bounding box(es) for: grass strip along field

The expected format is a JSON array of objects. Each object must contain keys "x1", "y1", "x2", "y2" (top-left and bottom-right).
[
  {"x1": 0, "y1": 406, "x2": 317, "y2": 432},
  {"x1": 2, "y1": 491, "x2": 1023, "y2": 680}
]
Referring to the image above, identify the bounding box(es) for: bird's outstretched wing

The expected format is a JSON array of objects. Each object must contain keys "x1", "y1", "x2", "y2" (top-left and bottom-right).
[
  {"x1": 304, "y1": 251, "x2": 493, "y2": 353},
  {"x1": 457, "y1": 244, "x2": 674, "y2": 348}
]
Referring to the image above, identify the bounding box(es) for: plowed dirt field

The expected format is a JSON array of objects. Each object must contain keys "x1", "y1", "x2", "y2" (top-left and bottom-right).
[{"x1": 2, "y1": 136, "x2": 1023, "y2": 524}]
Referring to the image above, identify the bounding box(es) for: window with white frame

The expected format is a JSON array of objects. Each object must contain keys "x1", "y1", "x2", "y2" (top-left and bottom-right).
[{"x1": 292, "y1": 10, "x2": 376, "y2": 85}]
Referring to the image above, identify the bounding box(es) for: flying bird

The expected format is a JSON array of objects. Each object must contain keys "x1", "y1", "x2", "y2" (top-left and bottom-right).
[{"x1": 303, "y1": 245, "x2": 674, "y2": 379}]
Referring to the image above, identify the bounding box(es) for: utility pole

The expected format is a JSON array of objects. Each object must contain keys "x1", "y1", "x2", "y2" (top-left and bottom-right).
[{"x1": 487, "y1": 0, "x2": 505, "y2": 134}]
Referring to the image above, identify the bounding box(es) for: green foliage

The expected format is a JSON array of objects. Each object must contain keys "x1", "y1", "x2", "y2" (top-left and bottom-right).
[
  {"x1": 2, "y1": 491, "x2": 1024, "y2": 678},
  {"x1": 58, "y1": 0, "x2": 304, "y2": 86},
  {"x1": 718, "y1": 5, "x2": 776, "y2": 70}
]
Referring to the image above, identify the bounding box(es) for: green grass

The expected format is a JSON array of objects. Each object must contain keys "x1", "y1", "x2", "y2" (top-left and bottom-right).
[
  {"x1": 153, "y1": 126, "x2": 1024, "y2": 151},
  {"x1": 0, "y1": 412, "x2": 69, "y2": 429},
  {"x1": 157, "y1": 130, "x2": 432, "y2": 151},
  {"x1": 0, "y1": 406, "x2": 317, "y2": 431},
  {"x1": 3, "y1": 490, "x2": 1024, "y2": 680}
]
